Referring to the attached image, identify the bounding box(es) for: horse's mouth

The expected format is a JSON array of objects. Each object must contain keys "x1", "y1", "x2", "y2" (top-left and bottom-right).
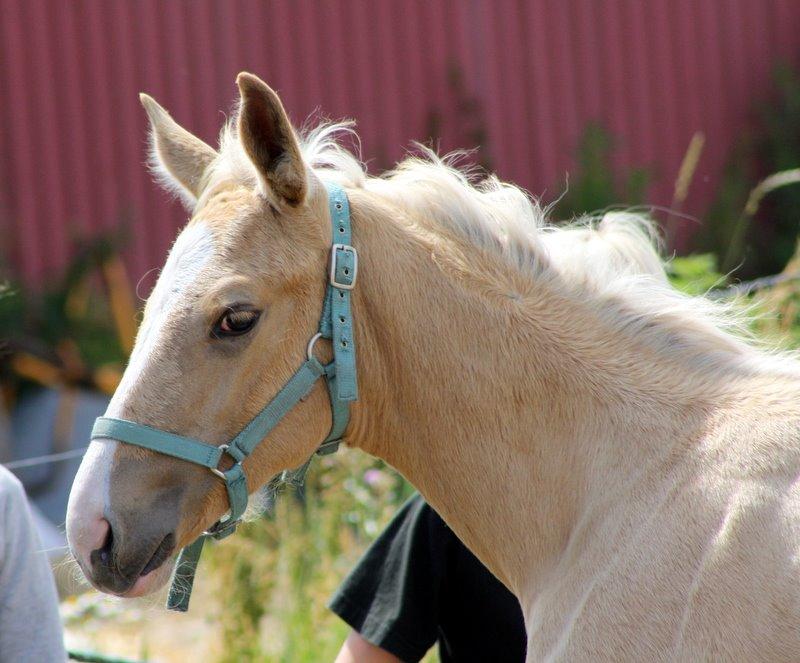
[{"x1": 140, "y1": 533, "x2": 175, "y2": 577}]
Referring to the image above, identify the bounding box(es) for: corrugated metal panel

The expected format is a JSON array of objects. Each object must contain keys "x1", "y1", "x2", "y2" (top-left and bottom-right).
[{"x1": 1, "y1": 0, "x2": 799, "y2": 285}]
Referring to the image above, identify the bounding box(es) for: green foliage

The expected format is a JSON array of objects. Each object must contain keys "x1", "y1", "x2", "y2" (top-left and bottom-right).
[
  {"x1": 669, "y1": 244, "x2": 800, "y2": 352},
  {"x1": 701, "y1": 63, "x2": 800, "y2": 278},
  {"x1": 0, "y1": 233, "x2": 126, "y2": 390},
  {"x1": 667, "y1": 254, "x2": 727, "y2": 295},
  {"x1": 205, "y1": 451, "x2": 418, "y2": 663},
  {"x1": 747, "y1": 238, "x2": 800, "y2": 348},
  {"x1": 554, "y1": 122, "x2": 649, "y2": 219}
]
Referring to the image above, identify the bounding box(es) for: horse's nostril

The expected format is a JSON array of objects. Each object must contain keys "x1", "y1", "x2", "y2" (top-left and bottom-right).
[
  {"x1": 100, "y1": 531, "x2": 112, "y2": 562},
  {"x1": 90, "y1": 519, "x2": 114, "y2": 569}
]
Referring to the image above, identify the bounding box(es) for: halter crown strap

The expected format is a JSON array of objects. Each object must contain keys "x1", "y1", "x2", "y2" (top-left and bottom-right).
[{"x1": 89, "y1": 181, "x2": 357, "y2": 611}]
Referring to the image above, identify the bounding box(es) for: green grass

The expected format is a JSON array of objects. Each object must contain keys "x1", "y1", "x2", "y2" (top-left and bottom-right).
[{"x1": 204, "y1": 449, "x2": 420, "y2": 662}]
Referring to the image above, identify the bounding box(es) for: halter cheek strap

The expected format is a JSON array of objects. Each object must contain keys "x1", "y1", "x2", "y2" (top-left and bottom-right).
[{"x1": 90, "y1": 181, "x2": 358, "y2": 611}]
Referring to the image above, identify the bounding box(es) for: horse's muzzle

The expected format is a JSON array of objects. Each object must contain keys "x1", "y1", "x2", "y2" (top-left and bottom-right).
[{"x1": 87, "y1": 524, "x2": 176, "y2": 595}]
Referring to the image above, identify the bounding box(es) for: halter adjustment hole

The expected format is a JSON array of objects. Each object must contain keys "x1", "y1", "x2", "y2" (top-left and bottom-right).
[
  {"x1": 338, "y1": 227, "x2": 345, "y2": 233},
  {"x1": 339, "y1": 316, "x2": 345, "y2": 323},
  {"x1": 335, "y1": 202, "x2": 343, "y2": 210}
]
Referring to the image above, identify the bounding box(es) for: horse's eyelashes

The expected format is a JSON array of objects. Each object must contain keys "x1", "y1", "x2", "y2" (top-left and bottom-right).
[{"x1": 211, "y1": 307, "x2": 261, "y2": 339}]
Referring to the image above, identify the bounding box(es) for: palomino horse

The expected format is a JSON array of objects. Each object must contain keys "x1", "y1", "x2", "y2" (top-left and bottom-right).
[{"x1": 67, "y1": 73, "x2": 800, "y2": 661}]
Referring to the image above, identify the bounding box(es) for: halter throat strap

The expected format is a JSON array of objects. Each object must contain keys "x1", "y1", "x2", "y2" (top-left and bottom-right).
[{"x1": 89, "y1": 181, "x2": 358, "y2": 611}]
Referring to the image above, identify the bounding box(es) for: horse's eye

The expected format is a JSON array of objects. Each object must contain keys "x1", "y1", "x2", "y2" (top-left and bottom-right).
[{"x1": 212, "y1": 308, "x2": 261, "y2": 339}]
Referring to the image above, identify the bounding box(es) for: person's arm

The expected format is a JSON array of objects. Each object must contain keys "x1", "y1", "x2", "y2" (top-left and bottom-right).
[
  {"x1": 334, "y1": 629, "x2": 402, "y2": 663},
  {"x1": 328, "y1": 494, "x2": 451, "y2": 662},
  {"x1": 0, "y1": 467, "x2": 66, "y2": 662}
]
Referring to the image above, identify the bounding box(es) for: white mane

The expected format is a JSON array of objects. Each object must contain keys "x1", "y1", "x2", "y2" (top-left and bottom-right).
[
  {"x1": 212, "y1": 120, "x2": 665, "y2": 284},
  {"x1": 208, "y1": 119, "x2": 797, "y2": 372}
]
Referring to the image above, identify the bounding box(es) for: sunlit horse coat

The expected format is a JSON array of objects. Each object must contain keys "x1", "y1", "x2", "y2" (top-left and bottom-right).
[{"x1": 68, "y1": 73, "x2": 800, "y2": 661}]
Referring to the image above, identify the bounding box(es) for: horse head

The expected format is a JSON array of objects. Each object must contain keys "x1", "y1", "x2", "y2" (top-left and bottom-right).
[{"x1": 67, "y1": 73, "x2": 337, "y2": 597}]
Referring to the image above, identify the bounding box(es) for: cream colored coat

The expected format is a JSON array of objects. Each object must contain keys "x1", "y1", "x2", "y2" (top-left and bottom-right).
[{"x1": 67, "y1": 73, "x2": 800, "y2": 661}]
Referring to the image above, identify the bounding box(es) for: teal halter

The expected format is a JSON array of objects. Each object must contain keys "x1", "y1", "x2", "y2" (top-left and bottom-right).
[{"x1": 90, "y1": 181, "x2": 358, "y2": 611}]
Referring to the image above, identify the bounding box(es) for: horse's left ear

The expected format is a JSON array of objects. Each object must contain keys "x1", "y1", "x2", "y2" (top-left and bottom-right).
[
  {"x1": 237, "y1": 72, "x2": 307, "y2": 206},
  {"x1": 139, "y1": 93, "x2": 217, "y2": 208}
]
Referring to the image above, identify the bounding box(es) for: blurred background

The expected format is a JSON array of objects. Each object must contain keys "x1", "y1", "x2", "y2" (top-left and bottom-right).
[{"x1": 1, "y1": 1, "x2": 799, "y2": 661}]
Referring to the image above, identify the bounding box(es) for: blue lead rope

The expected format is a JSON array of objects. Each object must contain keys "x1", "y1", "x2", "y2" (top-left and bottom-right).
[{"x1": 90, "y1": 181, "x2": 358, "y2": 611}]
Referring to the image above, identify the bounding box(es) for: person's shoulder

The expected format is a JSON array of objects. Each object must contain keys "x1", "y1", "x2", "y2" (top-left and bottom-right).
[
  {"x1": 404, "y1": 494, "x2": 442, "y2": 521},
  {"x1": 0, "y1": 466, "x2": 26, "y2": 505},
  {"x1": 413, "y1": 496, "x2": 453, "y2": 534},
  {"x1": 398, "y1": 494, "x2": 453, "y2": 537}
]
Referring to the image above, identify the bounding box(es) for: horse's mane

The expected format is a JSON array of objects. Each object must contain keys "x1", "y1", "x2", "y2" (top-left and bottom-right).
[
  {"x1": 209, "y1": 120, "x2": 796, "y2": 371},
  {"x1": 213, "y1": 121, "x2": 664, "y2": 284}
]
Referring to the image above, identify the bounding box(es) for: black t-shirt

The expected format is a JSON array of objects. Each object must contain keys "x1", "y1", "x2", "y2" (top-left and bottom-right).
[{"x1": 328, "y1": 494, "x2": 527, "y2": 662}]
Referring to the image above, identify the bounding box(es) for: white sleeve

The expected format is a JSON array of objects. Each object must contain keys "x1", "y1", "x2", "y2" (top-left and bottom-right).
[{"x1": 0, "y1": 468, "x2": 66, "y2": 662}]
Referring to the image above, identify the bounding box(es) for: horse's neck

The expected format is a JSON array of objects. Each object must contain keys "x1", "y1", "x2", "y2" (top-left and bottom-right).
[{"x1": 345, "y1": 191, "x2": 718, "y2": 595}]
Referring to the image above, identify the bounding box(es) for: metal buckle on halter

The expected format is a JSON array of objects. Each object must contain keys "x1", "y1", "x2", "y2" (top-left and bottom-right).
[{"x1": 330, "y1": 244, "x2": 358, "y2": 290}]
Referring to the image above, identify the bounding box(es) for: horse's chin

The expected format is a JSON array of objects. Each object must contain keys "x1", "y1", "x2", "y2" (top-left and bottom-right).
[{"x1": 120, "y1": 558, "x2": 174, "y2": 598}]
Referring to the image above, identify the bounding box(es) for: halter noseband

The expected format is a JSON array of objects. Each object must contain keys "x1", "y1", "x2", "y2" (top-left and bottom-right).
[{"x1": 90, "y1": 181, "x2": 358, "y2": 611}]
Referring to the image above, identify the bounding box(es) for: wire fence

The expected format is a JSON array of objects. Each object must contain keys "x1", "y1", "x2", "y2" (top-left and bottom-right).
[
  {"x1": 708, "y1": 272, "x2": 800, "y2": 300},
  {"x1": 3, "y1": 447, "x2": 88, "y2": 470}
]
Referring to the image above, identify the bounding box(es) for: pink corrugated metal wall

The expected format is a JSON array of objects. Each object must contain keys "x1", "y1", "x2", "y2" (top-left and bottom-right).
[{"x1": 1, "y1": 0, "x2": 799, "y2": 286}]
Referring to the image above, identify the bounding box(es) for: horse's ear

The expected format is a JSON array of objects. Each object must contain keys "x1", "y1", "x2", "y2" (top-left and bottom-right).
[
  {"x1": 139, "y1": 93, "x2": 217, "y2": 208},
  {"x1": 236, "y1": 72, "x2": 307, "y2": 206}
]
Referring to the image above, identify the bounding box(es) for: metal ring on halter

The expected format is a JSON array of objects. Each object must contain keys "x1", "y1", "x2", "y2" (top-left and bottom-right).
[
  {"x1": 307, "y1": 332, "x2": 323, "y2": 361},
  {"x1": 210, "y1": 444, "x2": 230, "y2": 480}
]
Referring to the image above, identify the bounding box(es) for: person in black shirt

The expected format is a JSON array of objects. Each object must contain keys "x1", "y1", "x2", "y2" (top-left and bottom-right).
[{"x1": 330, "y1": 494, "x2": 527, "y2": 662}]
